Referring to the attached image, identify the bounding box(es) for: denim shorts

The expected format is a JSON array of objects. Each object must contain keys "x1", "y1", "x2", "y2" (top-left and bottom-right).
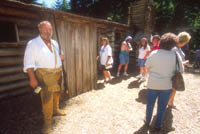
[
  {"x1": 138, "y1": 59, "x2": 146, "y2": 67},
  {"x1": 119, "y1": 53, "x2": 129, "y2": 65}
]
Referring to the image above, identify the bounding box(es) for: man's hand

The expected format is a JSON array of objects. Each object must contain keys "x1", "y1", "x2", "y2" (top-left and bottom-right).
[
  {"x1": 27, "y1": 68, "x2": 38, "y2": 89},
  {"x1": 29, "y1": 77, "x2": 38, "y2": 89},
  {"x1": 60, "y1": 54, "x2": 64, "y2": 61}
]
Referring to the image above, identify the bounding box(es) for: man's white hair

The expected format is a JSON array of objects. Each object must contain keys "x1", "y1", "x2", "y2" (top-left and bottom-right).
[{"x1": 38, "y1": 21, "x2": 51, "y2": 28}]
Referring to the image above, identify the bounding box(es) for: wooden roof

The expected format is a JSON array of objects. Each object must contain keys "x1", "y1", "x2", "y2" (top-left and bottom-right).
[{"x1": 1, "y1": 0, "x2": 129, "y2": 30}]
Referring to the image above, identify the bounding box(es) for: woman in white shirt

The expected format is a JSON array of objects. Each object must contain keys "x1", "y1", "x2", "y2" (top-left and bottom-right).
[
  {"x1": 99, "y1": 37, "x2": 113, "y2": 84},
  {"x1": 136, "y1": 37, "x2": 150, "y2": 81},
  {"x1": 145, "y1": 33, "x2": 184, "y2": 131}
]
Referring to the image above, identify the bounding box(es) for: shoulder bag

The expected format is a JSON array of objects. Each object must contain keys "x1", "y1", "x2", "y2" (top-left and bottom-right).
[{"x1": 171, "y1": 52, "x2": 185, "y2": 91}]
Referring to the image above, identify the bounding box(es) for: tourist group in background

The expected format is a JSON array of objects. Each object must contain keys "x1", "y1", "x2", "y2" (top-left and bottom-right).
[
  {"x1": 24, "y1": 20, "x2": 192, "y2": 133},
  {"x1": 98, "y1": 31, "x2": 191, "y2": 131}
]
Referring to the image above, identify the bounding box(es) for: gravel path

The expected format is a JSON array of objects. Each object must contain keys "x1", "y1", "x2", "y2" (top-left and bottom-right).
[
  {"x1": 0, "y1": 70, "x2": 199, "y2": 134},
  {"x1": 51, "y1": 71, "x2": 200, "y2": 134}
]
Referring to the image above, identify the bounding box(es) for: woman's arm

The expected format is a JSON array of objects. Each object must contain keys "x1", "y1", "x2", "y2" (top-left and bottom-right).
[
  {"x1": 183, "y1": 60, "x2": 189, "y2": 66},
  {"x1": 96, "y1": 55, "x2": 99, "y2": 60},
  {"x1": 127, "y1": 43, "x2": 133, "y2": 52},
  {"x1": 144, "y1": 51, "x2": 150, "y2": 59},
  {"x1": 106, "y1": 56, "x2": 111, "y2": 66}
]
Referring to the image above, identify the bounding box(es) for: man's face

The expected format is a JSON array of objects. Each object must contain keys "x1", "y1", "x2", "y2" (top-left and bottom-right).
[{"x1": 39, "y1": 23, "x2": 53, "y2": 41}]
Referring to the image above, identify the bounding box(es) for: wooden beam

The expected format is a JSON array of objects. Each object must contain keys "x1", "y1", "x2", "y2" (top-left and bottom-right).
[
  {"x1": 0, "y1": 42, "x2": 27, "y2": 48},
  {"x1": 0, "y1": 87, "x2": 31, "y2": 100},
  {"x1": 0, "y1": 57, "x2": 23, "y2": 66},
  {"x1": 8, "y1": 87, "x2": 31, "y2": 97},
  {"x1": 0, "y1": 66, "x2": 23, "y2": 75},
  {"x1": 0, "y1": 48, "x2": 24, "y2": 56},
  {"x1": 15, "y1": 24, "x2": 20, "y2": 42},
  {"x1": 0, "y1": 73, "x2": 27, "y2": 83},
  {"x1": 18, "y1": 28, "x2": 38, "y2": 39},
  {"x1": 0, "y1": 15, "x2": 38, "y2": 28},
  {"x1": 0, "y1": 80, "x2": 29, "y2": 93},
  {"x1": 0, "y1": 6, "x2": 39, "y2": 20}
]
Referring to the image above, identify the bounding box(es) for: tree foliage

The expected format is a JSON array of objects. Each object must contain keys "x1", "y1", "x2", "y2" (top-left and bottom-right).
[
  {"x1": 53, "y1": 0, "x2": 69, "y2": 11},
  {"x1": 153, "y1": 0, "x2": 200, "y2": 49},
  {"x1": 53, "y1": 0, "x2": 62, "y2": 10},
  {"x1": 61, "y1": 0, "x2": 69, "y2": 11},
  {"x1": 70, "y1": 0, "x2": 135, "y2": 24}
]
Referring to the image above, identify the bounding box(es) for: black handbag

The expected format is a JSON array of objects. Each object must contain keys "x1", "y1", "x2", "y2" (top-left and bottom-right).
[{"x1": 171, "y1": 52, "x2": 185, "y2": 91}]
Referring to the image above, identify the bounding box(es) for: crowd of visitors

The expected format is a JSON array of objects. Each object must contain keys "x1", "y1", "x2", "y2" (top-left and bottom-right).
[
  {"x1": 97, "y1": 31, "x2": 191, "y2": 131},
  {"x1": 24, "y1": 20, "x2": 193, "y2": 133}
]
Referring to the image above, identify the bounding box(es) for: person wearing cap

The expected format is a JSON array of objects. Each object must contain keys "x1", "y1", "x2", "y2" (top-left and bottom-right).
[
  {"x1": 151, "y1": 35, "x2": 160, "y2": 52},
  {"x1": 136, "y1": 37, "x2": 150, "y2": 81},
  {"x1": 116, "y1": 36, "x2": 133, "y2": 77}
]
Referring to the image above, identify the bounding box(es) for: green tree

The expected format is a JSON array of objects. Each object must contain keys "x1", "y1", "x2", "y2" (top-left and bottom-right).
[
  {"x1": 53, "y1": 0, "x2": 62, "y2": 10},
  {"x1": 61, "y1": 0, "x2": 69, "y2": 11},
  {"x1": 153, "y1": 0, "x2": 200, "y2": 49},
  {"x1": 69, "y1": 0, "x2": 135, "y2": 24},
  {"x1": 53, "y1": 0, "x2": 69, "y2": 11}
]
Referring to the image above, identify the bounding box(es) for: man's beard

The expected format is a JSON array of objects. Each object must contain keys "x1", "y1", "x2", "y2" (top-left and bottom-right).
[{"x1": 41, "y1": 33, "x2": 52, "y2": 41}]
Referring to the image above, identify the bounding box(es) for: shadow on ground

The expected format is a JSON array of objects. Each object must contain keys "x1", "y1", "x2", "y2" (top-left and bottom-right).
[
  {"x1": 0, "y1": 93, "x2": 43, "y2": 134},
  {"x1": 128, "y1": 79, "x2": 143, "y2": 89},
  {"x1": 134, "y1": 108, "x2": 174, "y2": 134},
  {"x1": 135, "y1": 89, "x2": 147, "y2": 104}
]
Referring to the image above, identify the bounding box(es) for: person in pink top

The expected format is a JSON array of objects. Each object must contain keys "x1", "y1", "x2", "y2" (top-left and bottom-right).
[
  {"x1": 151, "y1": 35, "x2": 160, "y2": 52},
  {"x1": 116, "y1": 36, "x2": 133, "y2": 77}
]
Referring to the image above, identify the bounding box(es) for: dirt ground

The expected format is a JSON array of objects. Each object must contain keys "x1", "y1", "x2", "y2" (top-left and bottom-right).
[{"x1": 0, "y1": 67, "x2": 200, "y2": 134}]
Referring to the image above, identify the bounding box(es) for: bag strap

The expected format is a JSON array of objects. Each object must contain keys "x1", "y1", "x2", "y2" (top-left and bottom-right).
[
  {"x1": 175, "y1": 52, "x2": 180, "y2": 72},
  {"x1": 52, "y1": 43, "x2": 57, "y2": 69}
]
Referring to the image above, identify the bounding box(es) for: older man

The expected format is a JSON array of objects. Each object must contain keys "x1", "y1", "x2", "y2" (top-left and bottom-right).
[{"x1": 24, "y1": 21, "x2": 66, "y2": 133}]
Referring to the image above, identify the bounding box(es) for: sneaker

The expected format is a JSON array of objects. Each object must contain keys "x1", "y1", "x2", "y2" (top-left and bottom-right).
[
  {"x1": 123, "y1": 72, "x2": 129, "y2": 76},
  {"x1": 116, "y1": 72, "x2": 120, "y2": 77},
  {"x1": 136, "y1": 74, "x2": 142, "y2": 79}
]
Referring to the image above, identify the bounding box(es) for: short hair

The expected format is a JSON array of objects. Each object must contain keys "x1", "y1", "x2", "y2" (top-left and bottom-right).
[
  {"x1": 102, "y1": 37, "x2": 109, "y2": 44},
  {"x1": 152, "y1": 35, "x2": 160, "y2": 41},
  {"x1": 160, "y1": 33, "x2": 177, "y2": 50},
  {"x1": 177, "y1": 31, "x2": 191, "y2": 44},
  {"x1": 38, "y1": 21, "x2": 52, "y2": 28}
]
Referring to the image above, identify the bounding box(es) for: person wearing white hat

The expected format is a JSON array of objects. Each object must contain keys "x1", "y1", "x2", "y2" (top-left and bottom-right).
[{"x1": 136, "y1": 37, "x2": 150, "y2": 81}]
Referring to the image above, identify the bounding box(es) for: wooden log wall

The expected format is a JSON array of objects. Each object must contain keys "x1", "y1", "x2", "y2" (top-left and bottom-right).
[
  {"x1": 0, "y1": 2, "x2": 42, "y2": 99},
  {"x1": 128, "y1": 0, "x2": 147, "y2": 29},
  {"x1": 0, "y1": 0, "x2": 130, "y2": 99},
  {"x1": 129, "y1": 0, "x2": 155, "y2": 40}
]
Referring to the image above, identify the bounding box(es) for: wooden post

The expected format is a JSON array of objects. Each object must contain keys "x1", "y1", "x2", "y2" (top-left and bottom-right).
[{"x1": 14, "y1": 24, "x2": 20, "y2": 43}]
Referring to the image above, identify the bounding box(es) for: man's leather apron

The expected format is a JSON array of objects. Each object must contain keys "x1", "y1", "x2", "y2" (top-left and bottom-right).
[{"x1": 35, "y1": 44, "x2": 62, "y2": 125}]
